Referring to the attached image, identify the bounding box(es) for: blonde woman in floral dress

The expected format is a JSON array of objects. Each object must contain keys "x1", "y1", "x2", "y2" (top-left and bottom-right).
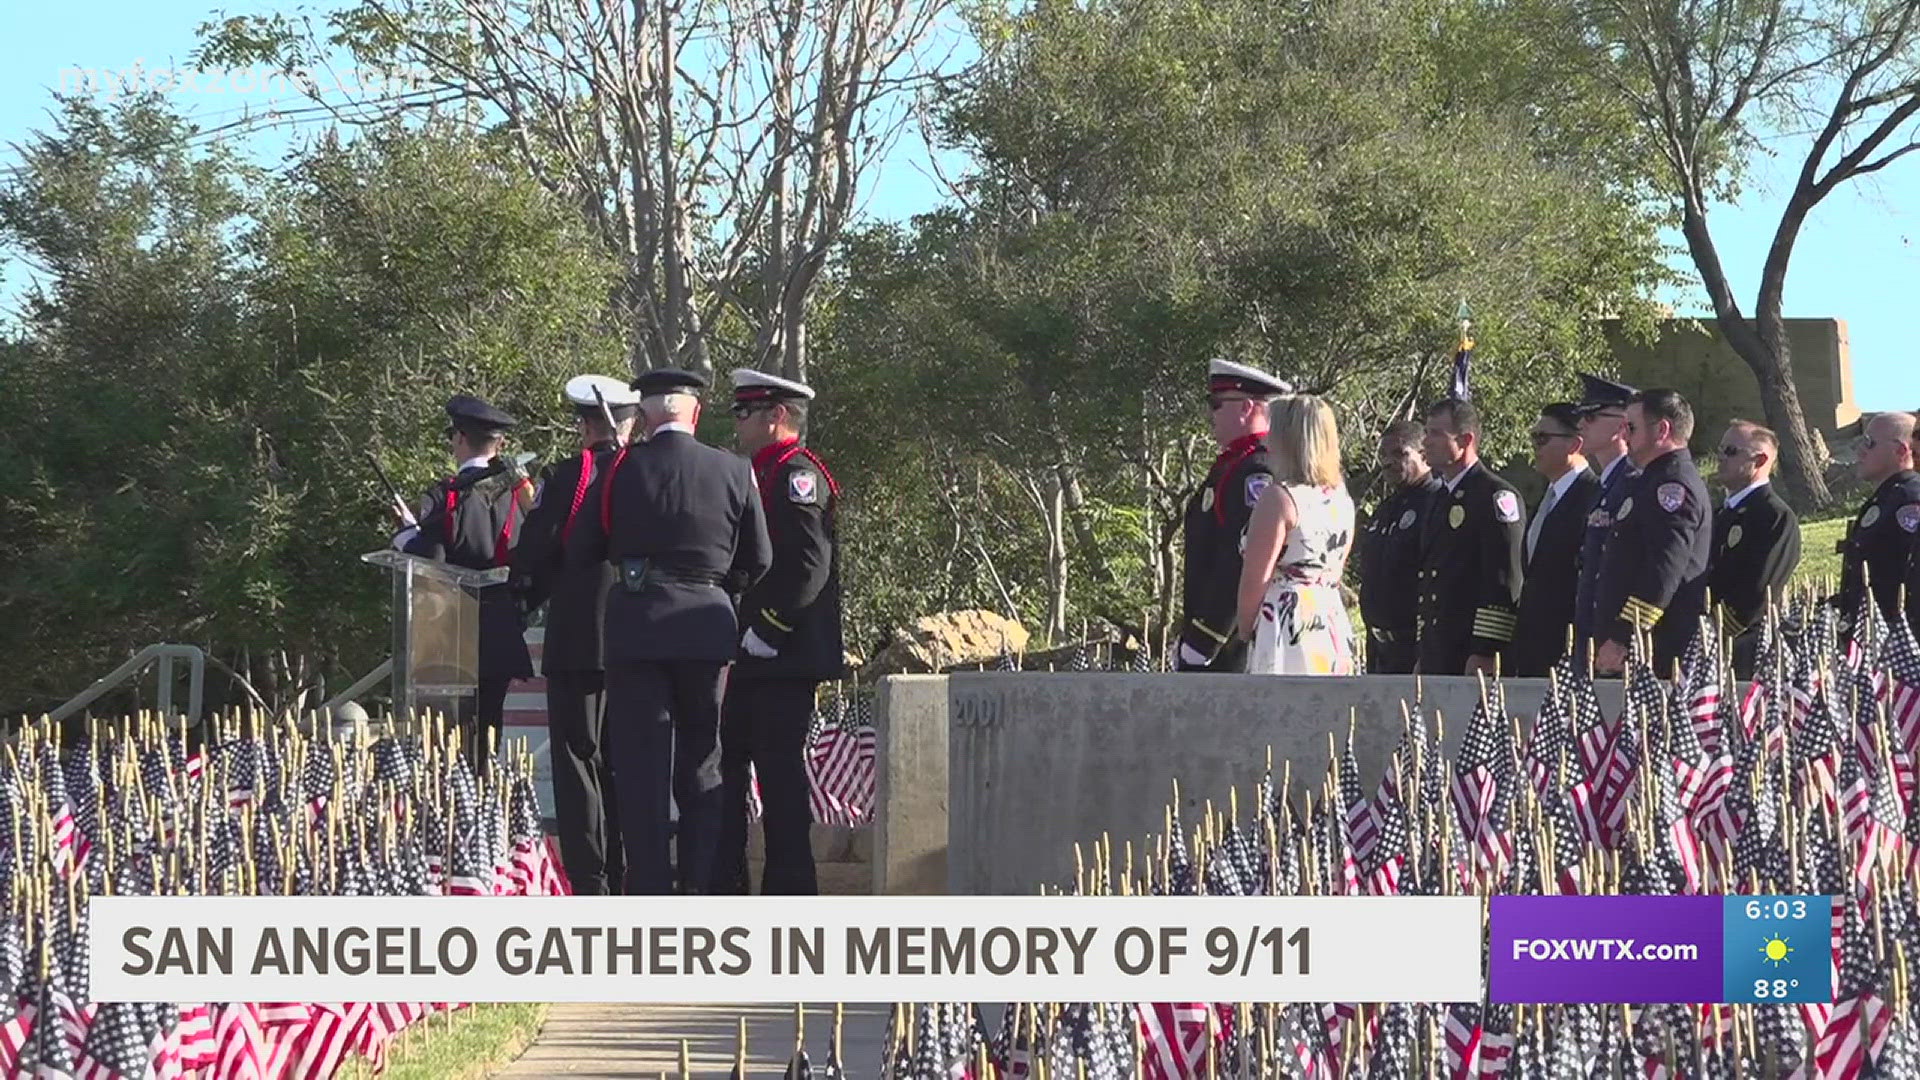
[{"x1": 1236, "y1": 394, "x2": 1358, "y2": 675}]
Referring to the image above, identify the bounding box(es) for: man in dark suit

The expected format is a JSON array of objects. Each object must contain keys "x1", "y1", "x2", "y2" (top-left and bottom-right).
[
  {"x1": 1594, "y1": 388, "x2": 1712, "y2": 676},
  {"x1": 1572, "y1": 374, "x2": 1638, "y2": 665},
  {"x1": 390, "y1": 394, "x2": 536, "y2": 763},
  {"x1": 711, "y1": 369, "x2": 845, "y2": 896},
  {"x1": 1706, "y1": 420, "x2": 1800, "y2": 678},
  {"x1": 1837, "y1": 410, "x2": 1920, "y2": 634},
  {"x1": 507, "y1": 374, "x2": 639, "y2": 895},
  {"x1": 1177, "y1": 358, "x2": 1292, "y2": 672},
  {"x1": 575, "y1": 368, "x2": 773, "y2": 895},
  {"x1": 1509, "y1": 403, "x2": 1600, "y2": 677},
  {"x1": 1358, "y1": 420, "x2": 1440, "y2": 674},
  {"x1": 1415, "y1": 397, "x2": 1527, "y2": 675}
]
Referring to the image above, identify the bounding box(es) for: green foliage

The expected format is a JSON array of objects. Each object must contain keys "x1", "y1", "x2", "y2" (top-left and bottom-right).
[{"x1": 0, "y1": 99, "x2": 623, "y2": 716}]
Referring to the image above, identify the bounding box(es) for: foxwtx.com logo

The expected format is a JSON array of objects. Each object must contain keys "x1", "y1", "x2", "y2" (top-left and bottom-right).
[{"x1": 1510, "y1": 937, "x2": 1701, "y2": 962}]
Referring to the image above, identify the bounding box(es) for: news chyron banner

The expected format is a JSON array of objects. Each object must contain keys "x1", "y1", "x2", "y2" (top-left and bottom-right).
[{"x1": 91, "y1": 897, "x2": 1483, "y2": 1004}]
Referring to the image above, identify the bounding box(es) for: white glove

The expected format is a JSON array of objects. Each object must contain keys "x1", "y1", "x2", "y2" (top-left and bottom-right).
[
  {"x1": 1177, "y1": 643, "x2": 1210, "y2": 668},
  {"x1": 742, "y1": 627, "x2": 779, "y2": 658}
]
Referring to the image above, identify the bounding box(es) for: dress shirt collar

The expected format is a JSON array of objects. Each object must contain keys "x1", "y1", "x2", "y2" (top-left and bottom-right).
[{"x1": 1725, "y1": 480, "x2": 1769, "y2": 510}]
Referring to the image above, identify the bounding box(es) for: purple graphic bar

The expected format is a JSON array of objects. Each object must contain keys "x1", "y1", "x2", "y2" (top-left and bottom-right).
[{"x1": 1489, "y1": 895, "x2": 1724, "y2": 1003}]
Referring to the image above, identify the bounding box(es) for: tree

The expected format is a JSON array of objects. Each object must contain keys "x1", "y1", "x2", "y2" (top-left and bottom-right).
[
  {"x1": 197, "y1": 0, "x2": 953, "y2": 382},
  {"x1": 0, "y1": 98, "x2": 623, "y2": 717},
  {"x1": 1578, "y1": 0, "x2": 1920, "y2": 506}
]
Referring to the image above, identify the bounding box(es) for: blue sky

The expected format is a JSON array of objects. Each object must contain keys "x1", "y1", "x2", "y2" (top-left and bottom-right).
[{"x1": 3, "y1": 2, "x2": 1913, "y2": 410}]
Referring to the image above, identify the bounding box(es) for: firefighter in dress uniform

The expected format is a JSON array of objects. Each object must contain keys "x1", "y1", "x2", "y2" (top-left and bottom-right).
[
  {"x1": 711, "y1": 369, "x2": 845, "y2": 896},
  {"x1": 1592, "y1": 389, "x2": 1712, "y2": 677},
  {"x1": 1836, "y1": 410, "x2": 1920, "y2": 635},
  {"x1": 506, "y1": 374, "x2": 640, "y2": 895},
  {"x1": 390, "y1": 394, "x2": 536, "y2": 764},
  {"x1": 1177, "y1": 359, "x2": 1293, "y2": 672},
  {"x1": 1571, "y1": 374, "x2": 1638, "y2": 665},
  {"x1": 1706, "y1": 420, "x2": 1801, "y2": 679},
  {"x1": 1357, "y1": 420, "x2": 1440, "y2": 674},
  {"x1": 1415, "y1": 397, "x2": 1526, "y2": 676},
  {"x1": 572, "y1": 368, "x2": 773, "y2": 895}
]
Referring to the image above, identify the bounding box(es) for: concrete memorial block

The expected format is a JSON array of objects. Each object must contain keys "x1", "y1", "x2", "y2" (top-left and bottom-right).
[{"x1": 870, "y1": 672, "x2": 1629, "y2": 897}]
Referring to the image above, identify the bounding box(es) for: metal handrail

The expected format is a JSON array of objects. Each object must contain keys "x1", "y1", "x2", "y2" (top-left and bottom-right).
[
  {"x1": 321, "y1": 658, "x2": 393, "y2": 715},
  {"x1": 48, "y1": 644, "x2": 205, "y2": 725}
]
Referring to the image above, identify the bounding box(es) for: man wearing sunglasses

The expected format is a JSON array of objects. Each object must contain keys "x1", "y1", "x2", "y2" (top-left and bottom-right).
[
  {"x1": 1707, "y1": 420, "x2": 1800, "y2": 679},
  {"x1": 1571, "y1": 373, "x2": 1638, "y2": 665},
  {"x1": 1177, "y1": 358, "x2": 1293, "y2": 672},
  {"x1": 1593, "y1": 388, "x2": 1711, "y2": 676},
  {"x1": 389, "y1": 394, "x2": 538, "y2": 763},
  {"x1": 1508, "y1": 403, "x2": 1600, "y2": 676},
  {"x1": 1837, "y1": 410, "x2": 1920, "y2": 633},
  {"x1": 711, "y1": 368, "x2": 844, "y2": 896}
]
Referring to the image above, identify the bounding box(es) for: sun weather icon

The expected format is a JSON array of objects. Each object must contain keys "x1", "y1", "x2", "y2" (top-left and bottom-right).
[{"x1": 1760, "y1": 935, "x2": 1793, "y2": 967}]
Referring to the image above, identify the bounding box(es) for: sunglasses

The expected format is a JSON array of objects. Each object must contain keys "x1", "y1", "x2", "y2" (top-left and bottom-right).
[
  {"x1": 1208, "y1": 395, "x2": 1252, "y2": 411},
  {"x1": 1719, "y1": 445, "x2": 1746, "y2": 458},
  {"x1": 1528, "y1": 431, "x2": 1575, "y2": 447},
  {"x1": 731, "y1": 403, "x2": 774, "y2": 420}
]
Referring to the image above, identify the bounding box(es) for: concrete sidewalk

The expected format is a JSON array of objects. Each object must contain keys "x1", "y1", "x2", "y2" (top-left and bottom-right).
[{"x1": 492, "y1": 1002, "x2": 895, "y2": 1076}]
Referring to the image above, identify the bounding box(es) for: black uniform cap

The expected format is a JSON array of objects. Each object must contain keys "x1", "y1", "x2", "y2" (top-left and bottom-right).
[
  {"x1": 631, "y1": 368, "x2": 709, "y2": 396},
  {"x1": 445, "y1": 394, "x2": 517, "y2": 434},
  {"x1": 1573, "y1": 373, "x2": 1636, "y2": 415}
]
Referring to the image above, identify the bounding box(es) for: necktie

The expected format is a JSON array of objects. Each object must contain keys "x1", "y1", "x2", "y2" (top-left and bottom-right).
[{"x1": 1527, "y1": 484, "x2": 1559, "y2": 562}]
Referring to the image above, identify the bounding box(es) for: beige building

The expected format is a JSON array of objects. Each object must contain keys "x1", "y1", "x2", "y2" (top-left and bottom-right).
[{"x1": 1601, "y1": 317, "x2": 1861, "y2": 452}]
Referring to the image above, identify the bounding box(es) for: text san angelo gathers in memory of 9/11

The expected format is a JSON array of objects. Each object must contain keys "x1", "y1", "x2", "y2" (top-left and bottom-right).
[{"x1": 117, "y1": 923, "x2": 1314, "y2": 979}]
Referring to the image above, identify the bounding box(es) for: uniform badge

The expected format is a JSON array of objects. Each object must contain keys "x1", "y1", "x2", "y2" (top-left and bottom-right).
[
  {"x1": 1618, "y1": 497, "x2": 1634, "y2": 520},
  {"x1": 1494, "y1": 490, "x2": 1521, "y2": 524},
  {"x1": 1448, "y1": 505, "x2": 1465, "y2": 529},
  {"x1": 1201, "y1": 487, "x2": 1216, "y2": 512},
  {"x1": 789, "y1": 470, "x2": 818, "y2": 504},
  {"x1": 1398, "y1": 509, "x2": 1416, "y2": 530},
  {"x1": 1862, "y1": 505, "x2": 1881, "y2": 529},
  {"x1": 1900, "y1": 504, "x2": 1920, "y2": 534},
  {"x1": 1657, "y1": 482, "x2": 1685, "y2": 513},
  {"x1": 1246, "y1": 473, "x2": 1271, "y2": 507},
  {"x1": 1727, "y1": 524, "x2": 1743, "y2": 549}
]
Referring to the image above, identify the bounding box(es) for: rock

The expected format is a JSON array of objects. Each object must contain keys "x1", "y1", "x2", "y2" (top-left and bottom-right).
[{"x1": 864, "y1": 610, "x2": 1030, "y2": 675}]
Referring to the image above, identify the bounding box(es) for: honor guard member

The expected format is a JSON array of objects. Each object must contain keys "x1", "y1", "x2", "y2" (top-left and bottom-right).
[
  {"x1": 1357, "y1": 420, "x2": 1440, "y2": 673},
  {"x1": 390, "y1": 394, "x2": 536, "y2": 762},
  {"x1": 1509, "y1": 403, "x2": 1601, "y2": 677},
  {"x1": 1593, "y1": 389, "x2": 1712, "y2": 677},
  {"x1": 1415, "y1": 397, "x2": 1526, "y2": 675},
  {"x1": 575, "y1": 368, "x2": 773, "y2": 895},
  {"x1": 711, "y1": 369, "x2": 845, "y2": 896},
  {"x1": 1836, "y1": 410, "x2": 1920, "y2": 633},
  {"x1": 1572, "y1": 374, "x2": 1639, "y2": 660},
  {"x1": 1707, "y1": 420, "x2": 1801, "y2": 678},
  {"x1": 505, "y1": 374, "x2": 639, "y2": 895},
  {"x1": 1178, "y1": 358, "x2": 1293, "y2": 671}
]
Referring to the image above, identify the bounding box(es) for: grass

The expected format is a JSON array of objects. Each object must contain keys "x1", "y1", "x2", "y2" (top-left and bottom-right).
[
  {"x1": 337, "y1": 1002, "x2": 549, "y2": 1080},
  {"x1": 1792, "y1": 516, "x2": 1848, "y2": 591}
]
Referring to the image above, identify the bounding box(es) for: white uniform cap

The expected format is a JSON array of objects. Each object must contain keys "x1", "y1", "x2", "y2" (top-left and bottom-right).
[
  {"x1": 565, "y1": 374, "x2": 641, "y2": 408},
  {"x1": 730, "y1": 367, "x2": 816, "y2": 402},
  {"x1": 1207, "y1": 358, "x2": 1293, "y2": 396}
]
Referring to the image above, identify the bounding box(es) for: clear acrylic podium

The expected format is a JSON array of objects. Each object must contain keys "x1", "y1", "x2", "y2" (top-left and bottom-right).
[{"x1": 361, "y1": 549, "x2": 509, "y2": 722}]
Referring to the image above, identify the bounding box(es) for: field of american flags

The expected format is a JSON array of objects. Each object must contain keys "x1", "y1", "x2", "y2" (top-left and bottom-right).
[
  {"x1": 859, "y1": 587, "x2": 1920, "y2": 1078},
  {"x1": 0, "y1": 710, "x2": 569, "y2": 1079}
]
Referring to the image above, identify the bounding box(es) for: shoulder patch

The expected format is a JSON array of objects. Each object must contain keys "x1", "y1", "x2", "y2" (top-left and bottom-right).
[
  {"x1": 1245, "y1": 473, "x2": 1271, "y2": 507},
  {"x1": 1494, "y1": 490, "x2": 1521, "y2": 524},
  {"x1": 788, "y1": 469, "x2": 818, "y2": 504},
  {"x1": 1899, "y1": 504, "x2": 1920, "y2": 534},
  {"x1": 1657, "y1": 482, "x2": 1686, "y2": 513},
  {"x1": 1862, "y1": 505, "x2": 1882, "y2": 529}
]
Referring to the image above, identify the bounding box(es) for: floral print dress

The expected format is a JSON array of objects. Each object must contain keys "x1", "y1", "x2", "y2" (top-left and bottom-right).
[{"x1": 1248, "y1": 483, "x2": 1358, "y2": 675}]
